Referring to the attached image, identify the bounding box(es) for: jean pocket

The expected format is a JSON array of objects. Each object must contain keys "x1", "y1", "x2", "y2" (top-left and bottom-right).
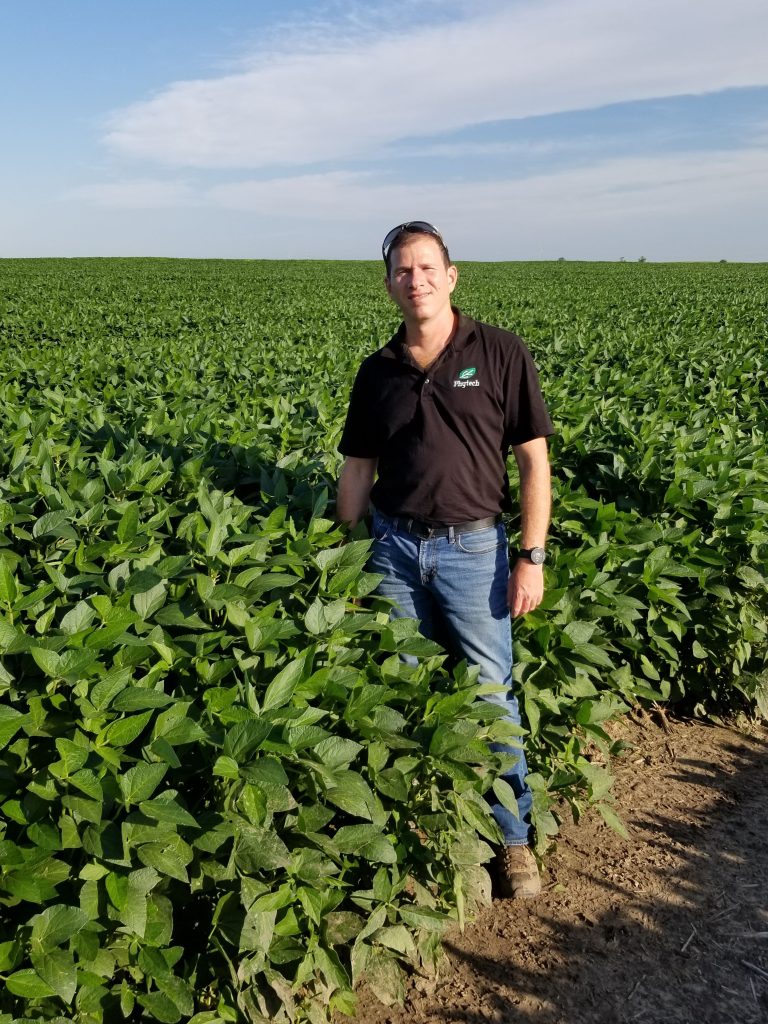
[{"x1": 455, "y1": 524, "x2": 505, "y2": 554}]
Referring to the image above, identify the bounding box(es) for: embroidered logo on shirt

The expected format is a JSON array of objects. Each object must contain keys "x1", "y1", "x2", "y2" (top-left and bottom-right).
[{"x1": 454, "y1": 366, "x2": 480, "y2": 388}]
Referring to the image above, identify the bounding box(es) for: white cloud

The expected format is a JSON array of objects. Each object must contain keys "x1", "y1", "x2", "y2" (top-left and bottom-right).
[
  {"x1": 209, "y1": 146, "x2": 767, "y2": 218},
  {"x1": 67, "y1": 179, "x2": 199, "y2": 209},
  {"x1": 69, "y1": 146, "x2": 768, "y2": 256},
  {"x1": 14, "y1": 143, "x2": 766, "y2": 259},
  {"x1": 205, "y1": 145, "x2": 768, "y2": 259},
  {"x1": 105, "y1": 0, "x2": 768, "y2": 170},
  {"x1": 388, "y1": 138, "x2": 587, "y2": 160},
  {"x1": 210, "y1": 171, "x2": 373, "y2": 215}
]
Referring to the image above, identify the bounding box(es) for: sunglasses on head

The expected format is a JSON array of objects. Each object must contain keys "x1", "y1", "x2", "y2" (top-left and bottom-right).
[{"x1": 381, "y1": 221, "x2": 446, "y2": 263}]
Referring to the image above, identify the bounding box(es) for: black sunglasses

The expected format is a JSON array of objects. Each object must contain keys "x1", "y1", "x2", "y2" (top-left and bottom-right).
[{"x1": 381, "y1": 221, "x2": 446, "y2": 263}]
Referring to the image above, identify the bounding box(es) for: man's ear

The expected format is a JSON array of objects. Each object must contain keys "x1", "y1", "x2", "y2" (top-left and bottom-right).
[{"x1": 448, "y1": 264, "x2": 458, "y2": 292}]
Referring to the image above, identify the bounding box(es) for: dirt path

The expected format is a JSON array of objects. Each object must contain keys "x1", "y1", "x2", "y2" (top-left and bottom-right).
[{"x1": 353, "y1": 715, "x2": 768, "y2": 1024}]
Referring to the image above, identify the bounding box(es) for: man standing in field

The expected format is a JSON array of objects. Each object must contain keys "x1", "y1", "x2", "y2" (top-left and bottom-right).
[{"x1": 336, "y1": 222, "x2": 553, "y2": 898}]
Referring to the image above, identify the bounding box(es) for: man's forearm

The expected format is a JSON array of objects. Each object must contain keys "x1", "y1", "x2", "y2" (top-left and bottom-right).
[
  {"x1": 519, "y1": 465, "x2": 551, "y2": 547},
  {"x1": 336, "y1": 456, "x2": 377, "y2": 526},
  {"x1": 513, "y1": 437, "x2": 551, "y2": 547},
  {"x1": 508, "y1": 437, "x2": 550, "y2": 617}
]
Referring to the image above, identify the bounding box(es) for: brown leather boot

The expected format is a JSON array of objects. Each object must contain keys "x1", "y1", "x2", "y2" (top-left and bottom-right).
[{"x1": 494, "y1": 845, "x2": 541, "y2": 899}]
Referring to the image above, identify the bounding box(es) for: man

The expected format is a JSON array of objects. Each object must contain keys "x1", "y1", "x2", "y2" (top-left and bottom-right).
[{"x1": 336, "y1": 221, "x2": 553, "y2": 898}]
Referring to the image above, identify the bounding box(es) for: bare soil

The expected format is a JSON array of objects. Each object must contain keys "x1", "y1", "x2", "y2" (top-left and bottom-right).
[{"x1": 353, "y1": 713, "x2": 768, "y2": 1024}]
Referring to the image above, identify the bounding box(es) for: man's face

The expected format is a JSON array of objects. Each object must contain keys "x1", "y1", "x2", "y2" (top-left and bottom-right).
[{"x1": 385, "y1": 235, "x2": 457, "y2": 322}]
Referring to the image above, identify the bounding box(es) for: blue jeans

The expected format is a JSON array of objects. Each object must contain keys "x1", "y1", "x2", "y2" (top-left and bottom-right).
[{"x1": 369, "y1": 509, "x2": 533, "y2": 846}]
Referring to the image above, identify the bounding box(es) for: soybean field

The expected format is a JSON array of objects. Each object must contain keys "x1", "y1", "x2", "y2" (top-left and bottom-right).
[{"x1": 0, "y1": 258, "x2": 766, "y2": 1023}]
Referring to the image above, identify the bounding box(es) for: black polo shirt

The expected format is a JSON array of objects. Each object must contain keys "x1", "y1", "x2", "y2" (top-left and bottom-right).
[{"x1": 338, "y1": 310, "x2": 553, "y2": 523}]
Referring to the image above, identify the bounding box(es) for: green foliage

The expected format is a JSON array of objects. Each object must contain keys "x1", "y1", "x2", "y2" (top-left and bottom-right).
[
  {"x1": 0, "y1": 257, "x2": 766, "y2": 1021},
  {"x1": 0, "y1": 480, "x2": 508, "y2": 1020}
]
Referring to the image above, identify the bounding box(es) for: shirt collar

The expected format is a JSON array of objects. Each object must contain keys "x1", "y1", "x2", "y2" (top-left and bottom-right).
[
  {"x1": 382, "y1": 307, "x2": 476, "y2": 360},
  {"x1": 451, "y1": 309, "x2": 476, "y2": 352}
]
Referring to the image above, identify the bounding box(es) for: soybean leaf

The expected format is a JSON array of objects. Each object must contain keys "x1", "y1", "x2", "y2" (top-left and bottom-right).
[
  {"x1": 0, "y1": 559, "x2": 18, "y2": 603},
  {"x1": 137, "y1": 838, "x2": 192, "y2": 883},
  {"x1": 492, "y1": 778, "x2": 520, "y2": 818},
  {"x1": 397, "y1": 906, "x2": 452, "y2": 933},
  {"x1": 325, "y1": 770, "x2": 378, "y2": 821},
  {"x1": 139, "y1": 796, "x2": 199, "y2": 828},
  {"x1": 30, "y1": 905, "x2": 90, "y2": 952},
  {"x1": 596, "y1": 802, "x2": 630, "y2": 839},
  {"x1": 30, "y1": 949, "x2": 77, "y2": 1004},
  {"x1": 262, "y1": 654, "x2": 307, "y2": 712},
  {"x1": 112, "y1": 686, "x2": 175, "y2": 712},
  {"x1": 120, "y1": 763, "x2": 168, "y2": 806},
  {"x1": 6, "y1": 968, "x2": 57, "y2": 998},
  {"x1": 0, "y1": 706, "x2": 26, "y2": 749},
  {"x1": 235, "y1": 827, "x2": 291, "y2": 872}
]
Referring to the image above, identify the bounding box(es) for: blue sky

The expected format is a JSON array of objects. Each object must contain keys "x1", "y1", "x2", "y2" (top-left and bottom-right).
[{"x1": 2, "y1": 0, "x2": 767, "y2": 260}]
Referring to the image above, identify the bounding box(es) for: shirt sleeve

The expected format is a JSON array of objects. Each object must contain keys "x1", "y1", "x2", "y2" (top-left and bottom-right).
[
  {"x1": 503, "y1": 340, "x2": 554, "y2": 447},
  {"x1": 338, "y1": 359, "x2": 381, "y2": 458}
]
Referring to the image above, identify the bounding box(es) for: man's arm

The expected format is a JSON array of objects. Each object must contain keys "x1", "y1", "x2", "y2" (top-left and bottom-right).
[
  {"x1": 508, "y1": 436, "x2": 551, "y2": 617},
  {"x1": 336, "y1": 456, "x2": 378, "y2": 527}
]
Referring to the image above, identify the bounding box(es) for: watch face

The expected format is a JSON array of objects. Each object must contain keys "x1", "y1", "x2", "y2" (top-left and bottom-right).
[{"x1": 530, "y1": 547, "x2": 546, "y2": 565}]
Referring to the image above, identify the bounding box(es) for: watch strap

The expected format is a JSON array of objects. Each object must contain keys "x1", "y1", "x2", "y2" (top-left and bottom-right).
[{"x1": 513, "y1": 546, "x2": 546, "y2": 564}]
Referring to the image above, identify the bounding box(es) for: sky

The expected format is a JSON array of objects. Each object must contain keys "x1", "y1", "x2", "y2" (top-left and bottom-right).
[{"x1": 2, "y1": 0, "x2": 767, "y2": 261}]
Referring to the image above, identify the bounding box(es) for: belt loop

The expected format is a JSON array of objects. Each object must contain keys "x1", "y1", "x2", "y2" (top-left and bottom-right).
[{"x1": 448, "y1": 525, "x2": 455, "y2": 542}]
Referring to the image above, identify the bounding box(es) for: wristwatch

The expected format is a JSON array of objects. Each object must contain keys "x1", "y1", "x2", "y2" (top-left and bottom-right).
[{"x1": 515, "y1": 546, "x2": 546, "y2": 565}]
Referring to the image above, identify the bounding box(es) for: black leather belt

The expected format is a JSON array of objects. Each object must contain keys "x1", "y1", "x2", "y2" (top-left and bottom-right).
[{"x1": 382, "y1": 512, "x2": 502, "y2": 539}]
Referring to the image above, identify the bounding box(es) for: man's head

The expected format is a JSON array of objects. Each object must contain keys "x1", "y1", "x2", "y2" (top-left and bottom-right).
[
  {"x1": 382, "y1": 221, "x2": 457, "y2": 324},
  {"x1": 382, "y1": 221, "x2": 451, "y2": 277}
]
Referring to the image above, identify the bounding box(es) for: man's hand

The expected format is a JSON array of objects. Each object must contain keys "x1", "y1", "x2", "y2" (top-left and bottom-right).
[{"x1": 507, "y1": 559, "x2": 544, "y2": 617}]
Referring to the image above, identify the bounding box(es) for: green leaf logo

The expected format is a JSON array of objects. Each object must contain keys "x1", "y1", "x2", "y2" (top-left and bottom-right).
[{"x1": 457, "y1": 367, "x2": 477, "y2": 380}]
